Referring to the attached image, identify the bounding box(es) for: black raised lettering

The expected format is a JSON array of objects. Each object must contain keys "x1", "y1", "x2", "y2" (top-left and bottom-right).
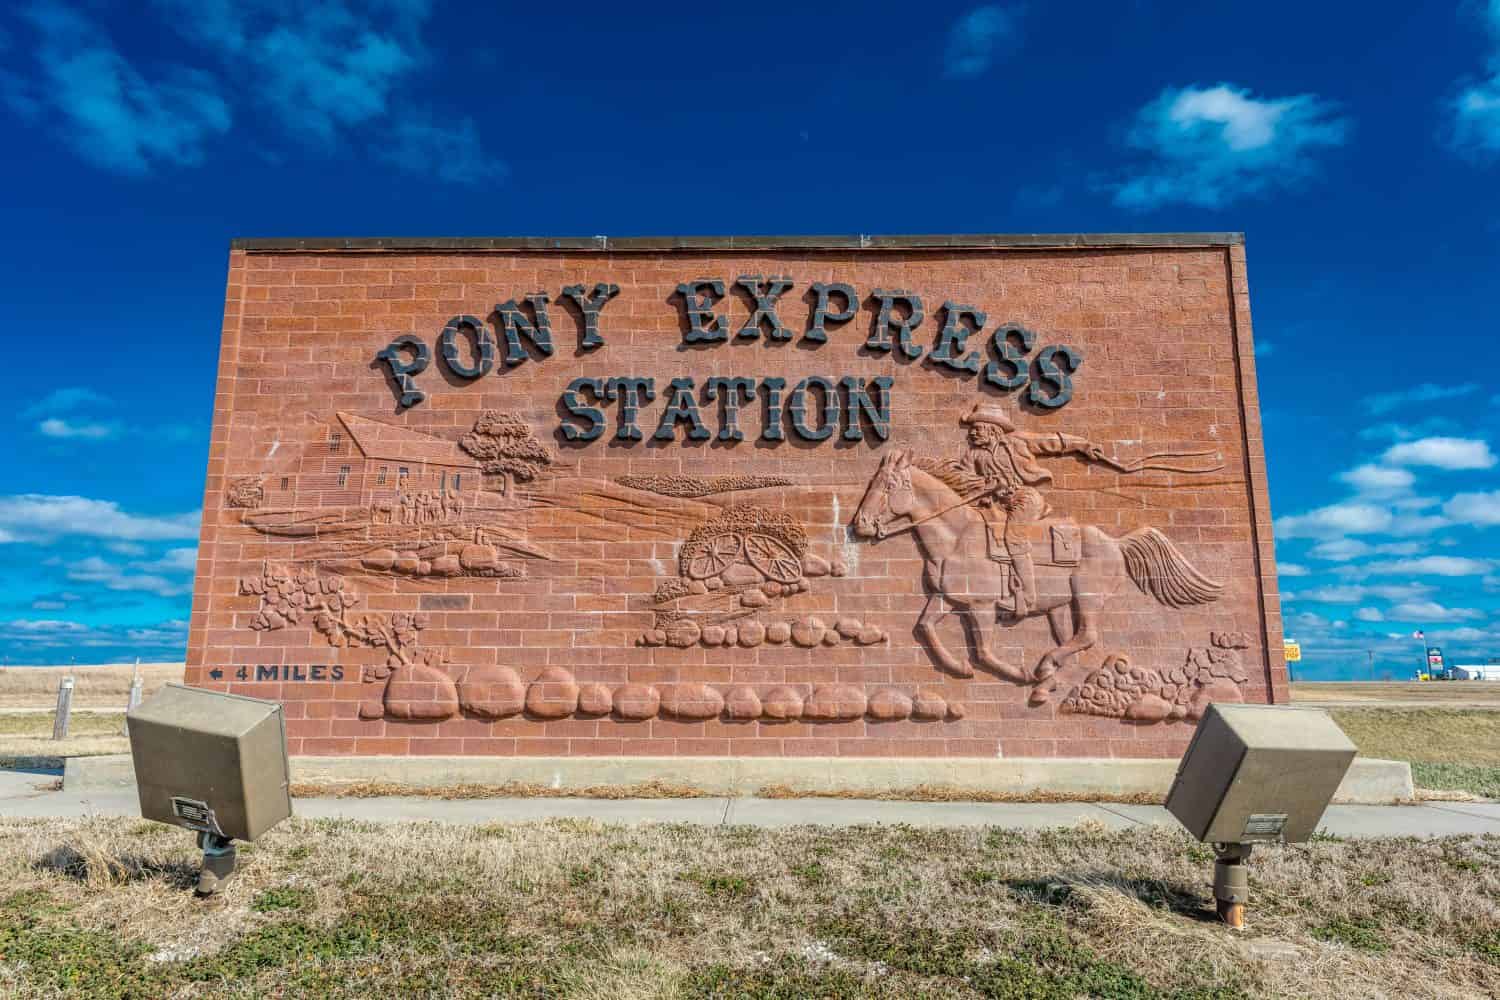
[
  {"x1": 735, "y1": 275, "x2": 794, "y2": 340},
  {"x1": 605, "y1": 377, "x2": 656, "y2": 441},
  {"x1": 840, "y1": 375, "x2": 894, "y2": 441},
  {"x1": 561, "y1": 377, "x2": 608, "y2": 441},
  {"x1": 675, "y1": 279, "x2": 727, "y2": 343},
  {"x1": 560, "y1": 282, "x2": 620, "y2": 350},
  {"x1": 438, "y1": 314, "x2": 494, "y2": 379},
  {"x1": 494, "y1": 294, "x2": 554, "y2": 365},
  {"x1": 375, "y1": 334, "x2": 430, "y2": 408}
]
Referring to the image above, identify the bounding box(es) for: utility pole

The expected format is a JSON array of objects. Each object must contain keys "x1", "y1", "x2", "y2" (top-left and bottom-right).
[{"x1": 1367, "y1": 649, "x2": 1374, "y2": 683}]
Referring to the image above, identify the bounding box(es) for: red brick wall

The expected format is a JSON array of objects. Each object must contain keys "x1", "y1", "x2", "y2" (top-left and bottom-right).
[{"x1": 187, "y1": 240, "x2": 1285, "y2": 759}]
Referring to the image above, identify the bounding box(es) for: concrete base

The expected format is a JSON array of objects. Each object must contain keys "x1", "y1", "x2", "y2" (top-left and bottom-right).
[{"x1": 63, "y1": 754, "x2": 1415, "y2": 804}]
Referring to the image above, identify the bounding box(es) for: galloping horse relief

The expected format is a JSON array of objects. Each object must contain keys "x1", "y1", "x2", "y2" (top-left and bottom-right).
[{"x1": 851, "y1": 404, "x2": 1227, "y2": 704}]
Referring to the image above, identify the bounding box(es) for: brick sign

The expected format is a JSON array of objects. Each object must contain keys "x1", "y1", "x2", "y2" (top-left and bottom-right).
[{"x1": 187, "y1": 234, "x2": 1285, "y2": 759}]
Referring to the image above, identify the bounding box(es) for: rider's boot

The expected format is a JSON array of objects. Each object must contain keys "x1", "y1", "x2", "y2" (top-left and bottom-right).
[{"x1": 1010, "y1": 550, "x2": 1035, "y2": 619}]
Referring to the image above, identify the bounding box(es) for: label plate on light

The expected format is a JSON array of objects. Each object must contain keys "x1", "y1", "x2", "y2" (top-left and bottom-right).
[{"x1": 1243, "y1": 813, "x2": 1288, "y2": 839}]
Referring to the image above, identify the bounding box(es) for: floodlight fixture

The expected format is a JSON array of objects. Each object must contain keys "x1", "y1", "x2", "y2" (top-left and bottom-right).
[
  {"x1": 1165, "y1": 703, "x2": 1356, "y2": 928},
  {"x1": 126, "y1": 684, "x2": 292, "y2": 896}
]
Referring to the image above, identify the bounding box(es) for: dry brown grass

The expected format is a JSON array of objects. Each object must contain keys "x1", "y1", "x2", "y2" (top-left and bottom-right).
[
  {"x1": 0, "y1": 663, "x2": 183, "y2": 709},
  {"x1": 1293, "y1": 681, "x2": 1500, "y2": 706},
  {"x1": 1330, "y1": 708, "x2": 1500, "y2": 767},
  {"x1": 0, "y1": 816, "x2": 1494, "y2": 998},
  {"x1": 755, "y1": 783, "x2": 1163, "y2": 805},
  {"x1": 289, "y1": 779, "x2": 714, "y2": 800},
  {"x1": 0, "y1": 712, "x2": 130, "y2": 763}
]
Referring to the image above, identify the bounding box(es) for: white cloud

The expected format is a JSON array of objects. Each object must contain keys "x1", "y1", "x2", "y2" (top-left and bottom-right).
[
  {"x1": 21, "y1": 386, "x2": 111, "y2": 419},
  {"x1": 1445, "y1": 489, "x2": 1500, "y2": 526},
  {"x1": 1339, "y1": 463, "x2": 1414, "y2": 494},
  {"x1": 1450, "y1": 0, "x2": 1500, "y2": 155},
  {"x1": 375, "y1": 111, "x2": 507, "y2": 186},
  {"x1": 3, "y1": 616, "x2": 189, "y2": 659},
  {"x1": 1354, "y1": 607, "x2": 1384, "y2": 622},
  {"x1": 10, "y1": 618, "x2": 90, "y2": 636},
  {"x1": 0, "y1": 495, "x2": 200, "y2": 543},
  {"x1": 1381, "y1": 436, "x2": 1496, "y2": 470},
  {"x1": 4, "y1": 1, "x2": 495, "y2": 186},
  {"x1": 1356, "y1": 555, "x2": 1493, "y2": 577},
  {"x1": 942, "y1": 5, "x2": 1021, "y2": 79},
  {"x1": 153, "y1": 0, "x2": 427, "y2": 144},
  {"x1": 1275, "y1": 501, "x2": 1391, "y2": 540},
  {"x1": 38, "y1": 417, "x2": 117, "y2": 439},
  {"x1": 1362, "y1": 382, "x2": 1479, "y2": 415},
  {"x1": 1358, "y1": 417, "x2": 1460, "y2": 443},
  {"x1": 132, "y1": 546, "x2": 198, "y2": 574},
  {"x1": 6, "y1": 2, "x2": 231, "y2": 174},
  {"x1": 1309, "y1": 538, "x2": 1372, "y2": 561},
  {"x1": 1112, "y1": 83, "x2": 1349, "y2": 209},
  {"x1": 1286, "y1": 582, "x2": 1433, "y2": 604},
  {"x1": 1431, "y1": 626, "x2": 1500, "y2": 642},
  {"x1": 1277, "y1": 562, "x2": 1310, "y2": 577},
  {"x1": 66, "y1": 556, "x2": 191, "y2": 597},
  {"x1": 1385, "y1": 600, "x2": 1483, "y2": 623},
  {"x1": 1388, "y1": 512, "x2": 1451, "y2": 536}
]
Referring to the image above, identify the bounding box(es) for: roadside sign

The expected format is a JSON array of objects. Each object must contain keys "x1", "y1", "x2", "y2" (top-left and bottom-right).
[{"x1": 1283, "y1": 640, "x2": 1301, "y2": 663}]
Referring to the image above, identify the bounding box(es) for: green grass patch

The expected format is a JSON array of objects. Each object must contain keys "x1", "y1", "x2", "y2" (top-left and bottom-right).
[
  {"x1": 250, "y1": 885, "x2": 314, "y2": 913},
  {"x1": 680, "y1": 869, "x2": 755, "y2": 899},
  {"x1": 1311, "y1": 916, "x2": 1389, "y2": 952},
  {"x1": 1410, "y1": 762, "x2": 1500, "y2": 798}
]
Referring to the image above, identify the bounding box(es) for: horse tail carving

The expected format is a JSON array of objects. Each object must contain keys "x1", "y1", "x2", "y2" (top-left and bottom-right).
[{"x1": 1119, "y1": 527, "x2": 1223, "y2": 607}]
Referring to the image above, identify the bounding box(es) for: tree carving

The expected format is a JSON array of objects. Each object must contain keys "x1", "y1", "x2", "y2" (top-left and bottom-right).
[
  {"x1": 239, "y1": 562, "x2": 442, "y2": 684},
  {"x1": 458, "y1": 410, "x2": 553, "y2": 495}
]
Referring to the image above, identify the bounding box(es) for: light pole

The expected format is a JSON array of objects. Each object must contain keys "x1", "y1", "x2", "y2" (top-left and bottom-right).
[
  {"x1": 1412, "y1": 629, "x2": 1426, "y2": 680},
  {"x1": 1367, "y1": 649, "x2": 1374, "y2": 683}
]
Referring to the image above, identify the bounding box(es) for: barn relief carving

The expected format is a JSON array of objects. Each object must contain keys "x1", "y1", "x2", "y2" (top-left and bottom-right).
[{"x1": 236, "y1": 410, "x2": 552, "y2": 579}]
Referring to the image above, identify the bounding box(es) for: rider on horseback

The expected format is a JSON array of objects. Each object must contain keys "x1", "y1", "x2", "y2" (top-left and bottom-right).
[{"x1": 953, "y1": 403, "x2": 1106, "y2": 618}]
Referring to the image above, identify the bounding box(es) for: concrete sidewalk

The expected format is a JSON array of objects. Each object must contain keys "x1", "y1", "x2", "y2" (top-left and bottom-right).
[{"x1": 4, "y1": 766, "x2": 1497, "y2": 836}]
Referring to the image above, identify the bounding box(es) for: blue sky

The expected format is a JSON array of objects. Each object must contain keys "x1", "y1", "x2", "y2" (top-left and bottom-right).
[{"x1": 1, "y1": 0, "x2": 1498, "y2": 678}]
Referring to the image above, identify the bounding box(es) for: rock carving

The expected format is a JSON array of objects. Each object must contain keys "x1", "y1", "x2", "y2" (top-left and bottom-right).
[{"x1": 1059, "y1": 632, "x2": 1251, "y2": 724}]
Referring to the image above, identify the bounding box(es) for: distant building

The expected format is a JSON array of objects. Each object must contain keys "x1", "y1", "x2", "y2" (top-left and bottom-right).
[
  {"x1": 1450, "y1": 665, "x2": 1500, "y2": 681},
  {"x1": 264, "y1": 412, "x2": 482, "y2": 510}
]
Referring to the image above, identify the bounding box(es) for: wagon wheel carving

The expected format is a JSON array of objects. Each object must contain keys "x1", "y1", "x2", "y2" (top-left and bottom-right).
[
  {"x1": 744, "y1": 534, "x2": 802, "y2": 584},
  {"x1": 684, "y1": 532, "x2": 744, "y2": 580}
]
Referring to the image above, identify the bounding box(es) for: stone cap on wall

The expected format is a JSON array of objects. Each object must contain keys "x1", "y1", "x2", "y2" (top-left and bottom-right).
[{"x1": 231, "y1": 233, "x2": 1246, "y2": 252}]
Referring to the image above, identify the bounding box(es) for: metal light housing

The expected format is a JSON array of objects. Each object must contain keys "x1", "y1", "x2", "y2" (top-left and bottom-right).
[
  {"x1": 1165, "y1": 703, "x2": 1357, "y2": 927},
  {"x1": 126, "y1": 684, "x2": 292, "y2": 842}
]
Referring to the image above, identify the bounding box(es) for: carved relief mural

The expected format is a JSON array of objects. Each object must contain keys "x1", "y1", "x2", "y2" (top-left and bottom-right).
[
  {"x1": 225, "y1": 476, "x2": 264, "y2": 508},
  {"x1": 639, "y1": 504, "x2": 887, "y2": 649},
  {"x1": 192, "y1": 238, "x2": 1282, "y2": 758},
  {"x1": 238, "y1": 411, "x2": 550, "y2": 580},
  {"x1": 850, "y1": 406, "x2": 1227, "y2": 708},
  {"x1": 1059, "y1": 631, "x2": 1252, "y2": 724}
]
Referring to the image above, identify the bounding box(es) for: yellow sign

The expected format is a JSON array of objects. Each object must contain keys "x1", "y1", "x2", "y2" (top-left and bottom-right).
[{"x1": 1283, "y1": 640, "x2": 1301, "y2": 663}]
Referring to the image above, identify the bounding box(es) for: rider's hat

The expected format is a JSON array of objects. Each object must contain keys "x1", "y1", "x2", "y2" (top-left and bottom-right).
[{"x1": 960, "y1": 402, "x2": 1015, "y2": 431}]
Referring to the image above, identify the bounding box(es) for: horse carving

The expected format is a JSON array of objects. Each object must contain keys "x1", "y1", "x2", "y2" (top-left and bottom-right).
[{"x1": 851, "y1": 449, "x2": 1223, "y2": 697}]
